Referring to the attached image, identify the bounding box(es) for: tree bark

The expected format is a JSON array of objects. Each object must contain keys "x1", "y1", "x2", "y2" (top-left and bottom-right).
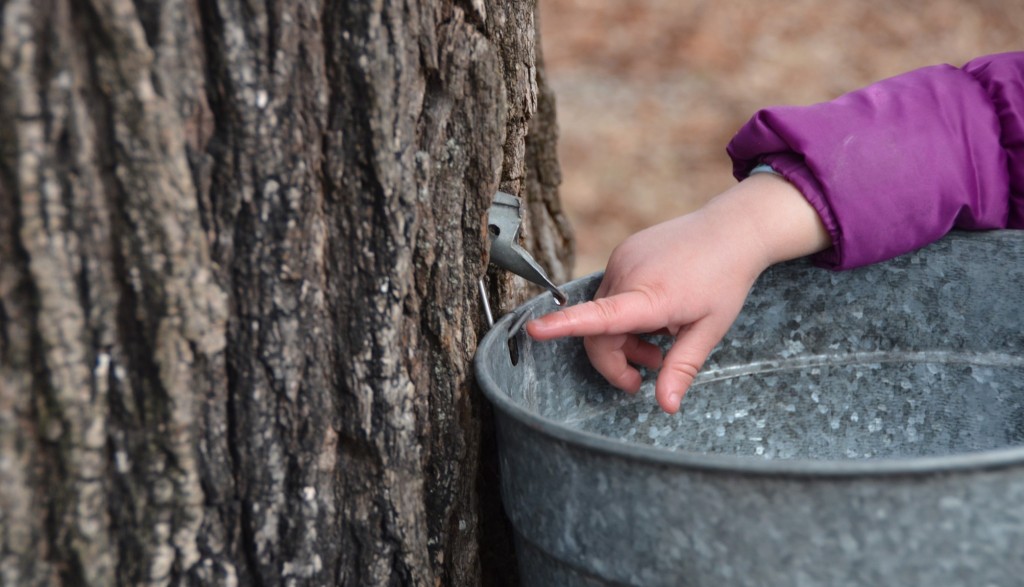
[{"x1": 0, "y1": 0, "x2": 571, "y2": 585}]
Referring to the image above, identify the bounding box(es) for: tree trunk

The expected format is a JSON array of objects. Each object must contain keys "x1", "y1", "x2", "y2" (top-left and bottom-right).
[{"x1": 0, "y1": 0, "x2": 572, "y2": 585}]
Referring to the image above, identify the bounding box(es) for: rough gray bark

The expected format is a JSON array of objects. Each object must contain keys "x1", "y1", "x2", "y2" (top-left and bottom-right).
[{"x1": 0, "y1": 0, "x2": 572, "y2": 585}]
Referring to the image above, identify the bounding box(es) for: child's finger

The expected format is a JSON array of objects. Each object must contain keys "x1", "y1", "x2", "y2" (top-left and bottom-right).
[
  {"x1": 525, "y1": 291, "x2": 664, "y2": 340},
  {"x1": 583, "y1": 334, "x2": 643, "y2": 393},
  {"x1": 655, "y1": 321, "x2": 725, "y2": 414},
  {"x1": 621, "y1": 334, "x2": 663, "y2": 370}
]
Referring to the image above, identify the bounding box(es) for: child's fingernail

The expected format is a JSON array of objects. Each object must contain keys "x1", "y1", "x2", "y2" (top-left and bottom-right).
[{"x1": 667, "y1": 391, "x2": 682, "y2": 411}]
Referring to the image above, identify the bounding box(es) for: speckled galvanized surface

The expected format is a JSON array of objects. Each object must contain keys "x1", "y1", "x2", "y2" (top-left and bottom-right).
[{"x1": 474, "y1": 231, "x2": 1024, "y2": 586}]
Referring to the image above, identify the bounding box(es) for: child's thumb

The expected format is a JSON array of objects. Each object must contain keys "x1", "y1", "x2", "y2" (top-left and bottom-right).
[{"x1": 655, "y1": 321, "x2": 723, "y2": 413}]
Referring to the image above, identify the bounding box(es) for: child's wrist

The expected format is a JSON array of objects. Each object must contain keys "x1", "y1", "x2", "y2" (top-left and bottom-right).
[
  {"x1": 705, "y1": 173, "x2": 831, "y2": 269},
  {"x1": 744, "y1": 173, "x2": 831, "y2": 265},
  {"x1": 699, "y1": 188, "x2": 775, "y2": 279}
]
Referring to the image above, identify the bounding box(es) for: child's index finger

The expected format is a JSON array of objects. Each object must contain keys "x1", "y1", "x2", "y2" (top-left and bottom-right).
[{"x1": 525, "y1": 291, "x2": 663, "y2": 340}]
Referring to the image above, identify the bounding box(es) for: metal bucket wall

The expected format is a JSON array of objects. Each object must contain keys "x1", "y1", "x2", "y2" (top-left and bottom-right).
[{"x1": 474, "y1": 232, "x2": 1024, "y2": 586}]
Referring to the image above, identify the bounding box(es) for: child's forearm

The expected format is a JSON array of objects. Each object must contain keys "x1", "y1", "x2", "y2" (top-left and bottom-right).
[{"x1": 704, "y1": 173, "x2": 832, "y2": 270}]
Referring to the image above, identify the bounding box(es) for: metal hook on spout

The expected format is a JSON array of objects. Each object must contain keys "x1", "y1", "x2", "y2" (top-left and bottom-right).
[{"x1": 487, "y1": 191, "x2": 567, "y2": 306}]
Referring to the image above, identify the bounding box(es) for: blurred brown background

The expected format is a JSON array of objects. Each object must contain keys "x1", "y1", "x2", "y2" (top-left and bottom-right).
[{"x1": 538, "y1": 0, "x2": 1024, "y2": 276}]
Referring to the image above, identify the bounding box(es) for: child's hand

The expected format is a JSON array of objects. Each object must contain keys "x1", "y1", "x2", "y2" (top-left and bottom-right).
[
  {"x1": 526, "y1": 197, "x2": 764, "y2": 414},
  {"x1": 526, "y1": 174, "x2": 831, "y2": 414}
]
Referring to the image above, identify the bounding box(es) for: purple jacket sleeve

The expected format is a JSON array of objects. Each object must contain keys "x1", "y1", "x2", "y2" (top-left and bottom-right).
[{"x1": 727, "y1": 52, "x2": 1024, "y2": 270}]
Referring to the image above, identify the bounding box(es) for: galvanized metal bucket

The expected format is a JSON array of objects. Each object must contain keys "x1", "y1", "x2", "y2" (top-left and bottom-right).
[{"x1": 474, "y1": 232, "x2": 1024, "y2": 587}]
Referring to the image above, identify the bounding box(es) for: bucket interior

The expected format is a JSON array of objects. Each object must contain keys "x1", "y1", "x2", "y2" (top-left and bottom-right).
[{"x1": 489, "y1": 232, "x2": 1024, "y2": 463}]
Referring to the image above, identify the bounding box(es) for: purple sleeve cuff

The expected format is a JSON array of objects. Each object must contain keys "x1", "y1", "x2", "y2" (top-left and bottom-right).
[
  {"x1": 964, "y1": 53, "x2": 1024, "y2": 229},
  {"x1": 728, "y1": 56, "x2": 1020, "y2": 270}
]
